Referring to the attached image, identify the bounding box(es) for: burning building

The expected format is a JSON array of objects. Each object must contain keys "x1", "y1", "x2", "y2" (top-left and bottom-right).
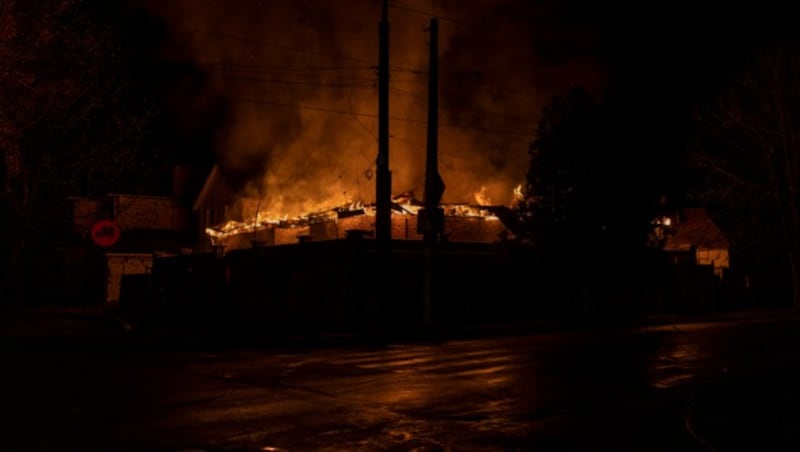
[
  {"x1": 140, "y1": 0, "x2": 604, "y2": 331},
  {"x1": 141, "y1": 0, "x2": 605, "y2": 256},
  {"x1": 193, "y1": 164, "x2": 523, "y2": 252}
]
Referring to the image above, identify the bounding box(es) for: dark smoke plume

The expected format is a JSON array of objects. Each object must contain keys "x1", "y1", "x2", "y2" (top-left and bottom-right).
[{"x1": 142, "y1": 0, "x2": 605, "y2": 217}]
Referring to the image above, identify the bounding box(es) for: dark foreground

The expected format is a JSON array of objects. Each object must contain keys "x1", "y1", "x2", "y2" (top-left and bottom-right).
[{"x1": 2, "y1": 309, "x2": 800, "y2": 451}]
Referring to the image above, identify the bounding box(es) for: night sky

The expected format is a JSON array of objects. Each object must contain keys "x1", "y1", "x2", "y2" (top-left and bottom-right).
[{"x1": 92, "y1": 1, "x2": 800, "y2": 210}]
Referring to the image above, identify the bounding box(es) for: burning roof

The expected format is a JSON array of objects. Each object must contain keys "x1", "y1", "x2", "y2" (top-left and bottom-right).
[{"x1": 206, "y1": 192, "x2": 518, "y2": 250}]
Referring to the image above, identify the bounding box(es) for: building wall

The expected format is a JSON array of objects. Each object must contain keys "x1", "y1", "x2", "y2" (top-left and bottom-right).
[
  {"x1": 696, "y1": 248, "x2": 729, "y2": 278},
  {"x1": 71, "y1": 194, "x2": 193, "y2": 235},
  {"x1": 112, "y1": 194, "x2": 190, "y2": 232},
  {"x1": 105, "y1": 253, "x2": 153, "y2": 303}
]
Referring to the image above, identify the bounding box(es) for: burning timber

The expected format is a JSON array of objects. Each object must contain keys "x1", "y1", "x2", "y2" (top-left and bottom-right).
[{"x1": 206, "y1": 198, "x2": 515, "y2": 251}]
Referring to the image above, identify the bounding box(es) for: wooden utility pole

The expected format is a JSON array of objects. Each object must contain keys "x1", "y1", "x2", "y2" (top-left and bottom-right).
[
  {"x1": 369, "y1": 0, "x2": 391, "y2": 335},
  {"x1": 375, "y1": 0, "x2": 391, "y2": 249},
  {"x1": 420, "y1": 17, "x2": 444, "y2": 325}
]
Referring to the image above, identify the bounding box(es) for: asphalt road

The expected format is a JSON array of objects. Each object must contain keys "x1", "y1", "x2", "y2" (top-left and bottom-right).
[{"x1": 2, "y1": 314, "x2": 800, "y2": 451}]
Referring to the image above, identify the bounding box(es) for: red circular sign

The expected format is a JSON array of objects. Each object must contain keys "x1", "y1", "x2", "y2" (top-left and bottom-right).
[{"x1": 90, "y1": 219, "x2": 121, "y2": 248}]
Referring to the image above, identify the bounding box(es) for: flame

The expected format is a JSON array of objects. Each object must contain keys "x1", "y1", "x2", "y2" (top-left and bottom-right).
[
  {"x1": 513, "y1": 184, "x2": 524, "y2": 201},
  {"x1": 205, "y1": 193, "x2": 505, "y2": 242},
  {"x1": 473, "y1": 186, "x2": 492, "y2": 206},
  {"x1": 203, "y1": 184, "x2": 531, "y2": 245}
]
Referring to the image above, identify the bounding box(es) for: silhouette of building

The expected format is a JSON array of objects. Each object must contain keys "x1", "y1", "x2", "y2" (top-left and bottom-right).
[{"x1": 660, "y1": 208, "x2": 730, "y2": 279}]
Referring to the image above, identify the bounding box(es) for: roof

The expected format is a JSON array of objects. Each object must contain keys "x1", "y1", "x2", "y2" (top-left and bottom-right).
[
  {"x1": 192, "y1": 164, "x2": 235, "y2": 211},
  {"x1": 663, "y1": 208, "x2": 729, "y2": 252}
]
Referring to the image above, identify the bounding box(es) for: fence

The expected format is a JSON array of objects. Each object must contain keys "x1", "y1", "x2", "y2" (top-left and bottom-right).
[{"x1": 138, "y1": 240, "x2": 730, "y2": 334}]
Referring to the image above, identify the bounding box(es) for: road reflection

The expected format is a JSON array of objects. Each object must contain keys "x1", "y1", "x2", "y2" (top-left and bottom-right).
[
  {"x1": 5, "y1": 318, "x2": 799, "y2": 450},
  {"x1": 647, "y1": 331, "x2": 709, "y2": 389}
]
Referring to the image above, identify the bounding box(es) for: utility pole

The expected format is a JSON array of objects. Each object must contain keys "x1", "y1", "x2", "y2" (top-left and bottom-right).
[
  {"x1": 420, "y1": 17, "x2": 444, "y2": 325},
  {"x1": 375, "y1": 0, "x2": 391, "y2": 250},
  {"x1": 370, "y1": 0, "x2": 391, "y2": 336}
]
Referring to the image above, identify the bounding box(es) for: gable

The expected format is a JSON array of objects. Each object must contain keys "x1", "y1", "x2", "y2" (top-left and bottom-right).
[{"x1": 664, "y1": 208, "x2": 729, "y2": 252}]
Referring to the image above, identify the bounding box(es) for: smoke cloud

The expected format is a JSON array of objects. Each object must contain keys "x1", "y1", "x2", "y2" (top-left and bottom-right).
[{"x1": 141, "y1": 0, "x2": 606, "y2": 218}]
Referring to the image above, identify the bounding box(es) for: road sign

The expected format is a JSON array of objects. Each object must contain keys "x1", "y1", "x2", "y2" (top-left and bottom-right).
[{"x1": 90, "y1": 219, "x2": 121, "y2": 248}]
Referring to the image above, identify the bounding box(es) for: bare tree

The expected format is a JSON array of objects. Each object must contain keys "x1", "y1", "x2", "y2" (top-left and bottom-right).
[
  {"x1": 1, "y1": 0, "x2": 168, "y2": 305},
  {"x1": 693, "y1": 47, "x2": 800, "y2": 305}
]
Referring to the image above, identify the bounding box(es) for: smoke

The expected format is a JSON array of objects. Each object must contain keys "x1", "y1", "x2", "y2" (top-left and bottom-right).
[{"x1": 141, "y1": 0, "x2": 606, "y2": 217}]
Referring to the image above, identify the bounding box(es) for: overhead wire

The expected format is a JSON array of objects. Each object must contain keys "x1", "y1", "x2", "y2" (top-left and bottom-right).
[
  {"x1": 213, "y1": 69, "x2": 545, "y2": 123},
  {"x1": 389, "y1": 86, "x2": 537, "y2": 130},
  {"x1": 206, "y1": 93, "x2": 535, "y2": 138},
  {"x1": 199, "y1": 62, "x2": 379, "y2": 73},
  {"x1": 210, "y1": 74, "x2": 358, "y2": 88},
  {"x1": 175, "y1": 25, "x2": 423, "y2": 72},
  {"x1": 179, "y1": 28, "x2": 544, "y2": 123},
  {"x1": 177, "y1": 5, "x2": 543, "y2": 150},
  {"x1": 387, "y1": 0, "x2": 540, "y2": 43},
  {"x1": 346, "y1": 67, "x2": 380, "y2": 173},
  {"x1": 205, "y1": 67, "x2": 537, "y2": 136}
]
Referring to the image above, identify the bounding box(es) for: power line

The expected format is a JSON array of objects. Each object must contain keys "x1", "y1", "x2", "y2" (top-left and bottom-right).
[
  {"x1": 347, "y1": 67, "x2": 380, "y2": 168},
  {"x1": 208, "y1": 63, "x2": 547, "y2": 123},
  {"x1": 193, "y1": 54, "x2": 546, "y2": 110},
  {"x1": 214, "y1": 73, "x2": 379, "y2": 88},
  {"x1": 212, "y1": 71, "x2": 543, "y2": 136},
  {"x1": 388, "y1": 0, "x2": 538, "y2": 43},
  {"x1": 226, "y1": 76, "x2": 546, "y2": 118},
  {"x1": 207, "y1": 93, "x2": 535, "y2": 138},
  {"x1": 201, "y1": 61, "x2": 427, "y2": 77},
  {"x1": 176, "y1": 26, "x2": 372, "y2": 64},
  {"x1": 389, "y1": 1, "x2": 473, "y2": 27},
  {"x1": 390, "y1": 86, "x2": 537, "y2": 129},
  {"x1": 201, "y1": 62, "x2": 379, "y2": 73},
  {"x1": 176, "y1": 26, "x2": 422, "y2": 72},
  {"x1": 213, "y1": 74, "x2": 360, "y2": 88}
]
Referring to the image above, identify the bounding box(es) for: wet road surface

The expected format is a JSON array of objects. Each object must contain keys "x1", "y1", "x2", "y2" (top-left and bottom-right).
[{"x1": 2, "y1": 315, "x2": 800, "y2": 451}]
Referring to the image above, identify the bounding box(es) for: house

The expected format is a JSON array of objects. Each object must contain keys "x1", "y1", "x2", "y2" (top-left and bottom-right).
[
  {"x1": 660, "y1": 207, "x2": 730, "y2": 278},
  {"x1": 63, "y1": 166, "x2": 204, "y2": 303}
]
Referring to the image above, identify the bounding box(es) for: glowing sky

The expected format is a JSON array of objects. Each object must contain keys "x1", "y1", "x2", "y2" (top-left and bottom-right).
[
  {"x1": 140, "y1": 0, "x2": 611, "y2": 215},
  {"x1": 139, "y1": 0, "x2": 796, "y2": 216}
]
